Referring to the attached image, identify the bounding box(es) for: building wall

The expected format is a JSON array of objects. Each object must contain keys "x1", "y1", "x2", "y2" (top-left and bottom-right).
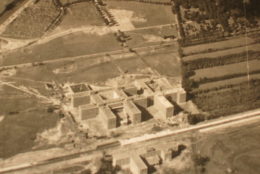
[
  {"x1": 124, "y1": 100, "x2": 142, "y2": 124},
  {"x1": 177, "y1": 91, "x2": 186, "y2": 103},
  {"x1": 123, "y1": 87, "x2": 138, "y2": 96},
  {"x1": 154, "y1": 95, "x2": 174, "y2": 119},
  {"x1": 79, "y1": 104, "x2": 99, "y2": 120},
  {"x1": 165, "y1": 92, "x2": 178, "y2": 103},
  {"x1": 130, "y1": 155, "x2": 148, "y2": 174},
  {"x1": 134, "y1": 97, "x2": 148, "y2": 108},
  {"x1": 99, "y1": 106, "x2": 117, "y2": 129}
]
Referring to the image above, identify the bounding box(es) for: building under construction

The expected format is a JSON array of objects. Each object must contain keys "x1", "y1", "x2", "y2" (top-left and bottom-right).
[{"x1": 68, "y1": 77, "x2": 187, "y2": 129}]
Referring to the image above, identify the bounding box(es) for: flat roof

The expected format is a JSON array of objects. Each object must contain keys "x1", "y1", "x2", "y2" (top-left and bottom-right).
[
  {"x1": 70, "y1": 84, "x2": 90, "y2": 93},
  {"x1": 100, "y1": 106, "x2": 116, "y2": 120},
  {"x1": 156, "y1": 95, "x2": 173, "y2": 108},
  {"x1": 125, "y1": 100, "x2": 141, "y2": 115}
]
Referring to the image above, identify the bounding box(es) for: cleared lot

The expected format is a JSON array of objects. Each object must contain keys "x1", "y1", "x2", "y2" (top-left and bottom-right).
[
  {"x1": 2, "y1": 32, "x2": 121, "y2": 66},
  {"x1": 58, "y1": 2, "x2": 105, "y2": 29},
  {"x1": 0, "y1": 86, "x2": 59, "y2": 159},
  {"x1": 194, "y1": 123, "x2": 260, "y2": 174},
  {"x1": 105, "y1": 0, "x2": 175, "y2": 28}
]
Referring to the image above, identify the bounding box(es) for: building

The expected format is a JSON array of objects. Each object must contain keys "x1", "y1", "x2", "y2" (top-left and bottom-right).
[
  {"x1": 154, "y1": 95, "x2": 174, "y2": 119},
  {"x1": 99, "y1": 106, "x2": 117, "y2": 129},
  {"x1": 130, "y1": 154, "x2": 148, "y2": 174},
  {"x1": 68, "y1": 77, "x2": 187, "y2": 130},
  {"x1": 79, "y1": 104, "x2": 98, "y2": 120},
  {"x1": 124, "y1": 100, "x2": 142, "y2": 124},
  {"x1": 71, "y1": 92, "x2": 90, "y2": 108}
]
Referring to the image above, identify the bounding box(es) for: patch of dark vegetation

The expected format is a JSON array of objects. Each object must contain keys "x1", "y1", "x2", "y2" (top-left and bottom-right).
[
  {"x1": 183, "y1": 51, "x2": 260, "y2": 71},
  {"x1": 193, "y1": 154, "x2": 210, "y2": 173},
  {"x1": 191, "y1": 80, "x2": 260, "y2": 120}
]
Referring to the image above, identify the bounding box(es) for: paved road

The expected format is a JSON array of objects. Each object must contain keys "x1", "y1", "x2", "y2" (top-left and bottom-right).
[{"x1": 0, "y1": 109, "x2": 259, "y2": 174}]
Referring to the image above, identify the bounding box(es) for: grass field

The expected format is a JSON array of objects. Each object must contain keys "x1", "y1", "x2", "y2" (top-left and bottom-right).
[
  {"x1": 2, "y1": 32, "x2": 121, "y2": 66},
  {"x1": 12, "y1": 57, "x2": 121, "y2": 84},
  {"x1": 58, "y1": 2, "x2": 105, "y2": 29},
  {"x1": 142, "y1": 51, "x2": 181, "y2": 77},
  {"x1": 125, "y1": 25, "x2": 177, "y2": 48},
  {"x1": 193, "y1": 122, "x2": 260, "y2": 174},
  {"x1": 191, "y1": 60, "x2": 260, "y2": 82},
  {"x1": 0, "y1": 86, "x2": 59, "y2": 159},
  {"x1": 105, "y1": 0, "x2": 175, "y2": 28}
]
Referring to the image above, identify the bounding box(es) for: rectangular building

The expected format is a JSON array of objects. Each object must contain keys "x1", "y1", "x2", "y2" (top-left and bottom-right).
[
  {"x1": 154, "y1": 95, "x2": 174, "y2": 119},
  {"x1": 71, "y1": 92, "x2": 90, "y2": 108},
  {"x1": 134, "y1": 96, "x2": 148, "y2": 108},
  {"x1": 130, "y1": 154, "x2": 148, "y2": 174},
  {"x1": 79, "y1": 104, "x2": 98, "y2": 120},
  {"x1": 177, "y1": 90, "x2": 187, "y2": 103},
  {"x1": 124, "y1": 100, "x2": 142, "y2": 124},
  {"x1": 99, "y1": 106, "x2": 117, "y2": 129}
]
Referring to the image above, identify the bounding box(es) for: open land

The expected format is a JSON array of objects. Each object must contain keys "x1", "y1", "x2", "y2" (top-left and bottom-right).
[
  {"x1": 193, "y1": 122, "x2": 260, "y2": 174},
  {"x1": 0, "y1": 0, "x2": 259, "y2": 174}
]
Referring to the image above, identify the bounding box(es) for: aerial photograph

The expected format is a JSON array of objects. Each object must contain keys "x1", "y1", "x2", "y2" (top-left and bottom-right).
[{"x1": 0, "y1": 0, "x2": 259, "y2": 174}]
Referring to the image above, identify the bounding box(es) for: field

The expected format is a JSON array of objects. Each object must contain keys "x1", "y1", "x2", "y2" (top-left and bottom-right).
[
  {"x1": 193, "y1": 121, "x2": 260, "y2": 174},
  {"x1": 0, "y1": 85, "x2": 59, "y2": 159},
  {"x1": 104, "y1": 0, "x2": 175, "y2": 28},
  {"x1": 1, "y1": 1, "x2": 60, "y2": 39},
  {"x1": 1, "y1": 32, "x2": 121, "y2": 66},
  {"x1": 183, "y1": 43, "x2": 260, "y2": 62},
  {"x1": 182, "y1": 36, "x2": 255, "y2": 56},
  {"x1": 58, "y1": 1, "x2": 105, "y2": 30},
  {"x1": 195, "y1": 73, "x2": 260, "y2": 91},
  {"x1": 180, "y1": 32, "x2": 260, "y2": 120},
  {"x1": 191, "y1": 60, "x2": 260, "y2": 82},
  {"x1": 125, "y1": 25, "x2": 178, "y2": 48},
  {"x1": 192, "y1": 80, "x2": 260, "y2": 118}
]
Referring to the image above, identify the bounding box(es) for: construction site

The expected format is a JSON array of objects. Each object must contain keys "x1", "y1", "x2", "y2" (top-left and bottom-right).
[{"x1": 66, "y1": 77, "x2": 186, "y2": 130}]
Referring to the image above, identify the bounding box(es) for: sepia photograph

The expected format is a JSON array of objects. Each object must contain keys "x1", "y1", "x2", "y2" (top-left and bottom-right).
[{"x1": 0, "y1": 0, "x2": 259, "y2": 174}]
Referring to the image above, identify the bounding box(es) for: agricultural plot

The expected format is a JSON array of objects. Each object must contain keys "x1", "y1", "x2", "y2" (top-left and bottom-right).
[
  {"x1": 191, "y1": 60, "x2": 260, "y2": 82},
  {"x1": 182, "y1": 36, "x2": 255, "y2": 57},
  {"x1": 192, "y1": 80, "x2": 260, "y2": 118},
  {"x1": 195, "y1": 73, "x2": 260, "y2": 91},
  {"x1": 183, "y1": 43, "x2": 260, "y2": 62},
  {"x1": 1, "y1": 1, "x2": 60, "y2": 39},
  {"x1": 0, "y1": 86, "x2": 59, "y2": 159},
  {"x1": 104, "y1": 0, "x2": 175, "y2": 28}
]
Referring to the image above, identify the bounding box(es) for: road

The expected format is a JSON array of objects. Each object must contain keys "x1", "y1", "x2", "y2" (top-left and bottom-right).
[{"x1": 0, "y1": 108, "x2": 259, "y2": 174}]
